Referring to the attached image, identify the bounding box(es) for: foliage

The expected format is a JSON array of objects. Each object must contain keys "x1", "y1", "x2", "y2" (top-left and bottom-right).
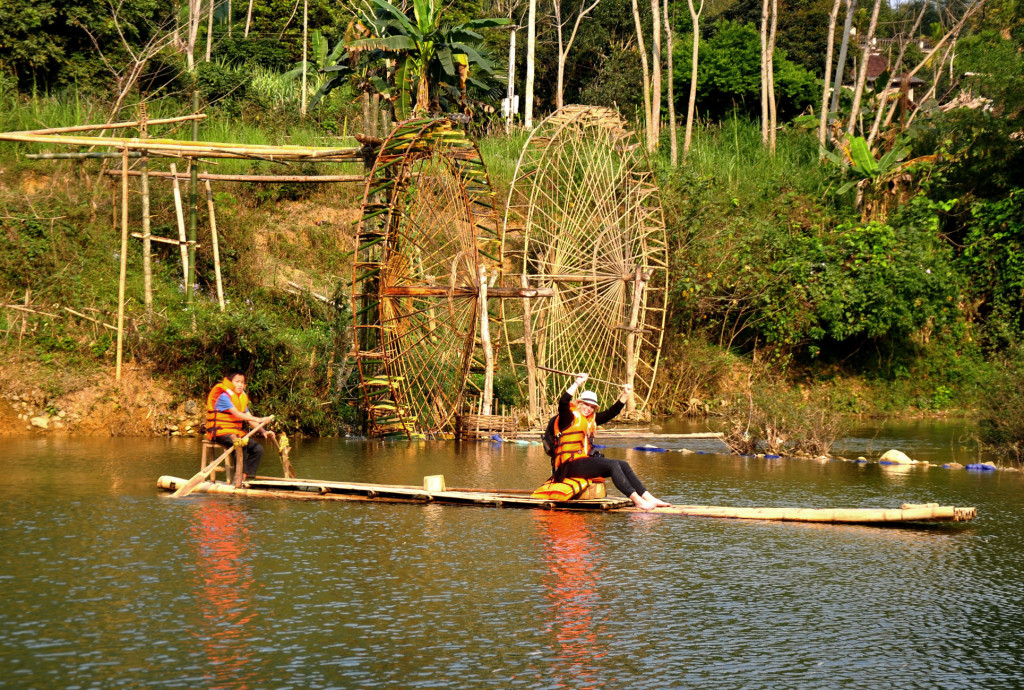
[
  {"x1": 715, "y1": 386, "x2": 849, "y2": 456},
  {"x1": 673, "y1": 20, "x2": 819, "y2": 120},
  {"x1": 977, "y1": 347, "x2": 1024, "y2": 460},
  {"x1": 319, "y1": 0, "x2": 508, "y2": 117}
]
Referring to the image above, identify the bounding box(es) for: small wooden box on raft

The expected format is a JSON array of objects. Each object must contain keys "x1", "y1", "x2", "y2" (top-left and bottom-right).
[{"x1": 455, "y1": 414, "x2": 519, "y2": 440}]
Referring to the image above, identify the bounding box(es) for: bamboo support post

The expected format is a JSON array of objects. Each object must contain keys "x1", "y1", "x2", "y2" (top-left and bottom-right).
[
  {"x1": 187, "y1": 96, "x2": 199, "y2": 305},
  {"x1": 168, "y1": 163, "x2": 190, "y2": 283},
  {"x1": 140, "y1": 115, "x2": 152, "y2": 311},
  {"x1": 479, "y1": 267, "x2": 494, "y2": 416},
  {"x1": 105, "y1": 170, "x2": 365, "y2": 183},
  {"x1": 116, "y1": 147, "x2": 130, "y2": 382},
  {"x1": 623, "y1": 266, "x2": 649, "y2": 413},
  {"x1": 521, "y1": 274, "x2": 539, "y2": 420},
  {"x1": 204, "y1": 180, "x2": 226, "y2": 310}
]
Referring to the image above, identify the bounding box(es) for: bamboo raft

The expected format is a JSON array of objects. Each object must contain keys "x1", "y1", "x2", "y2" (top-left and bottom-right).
[{"x1": 156, "y1": 476, "x2": 977, "y2": 524}]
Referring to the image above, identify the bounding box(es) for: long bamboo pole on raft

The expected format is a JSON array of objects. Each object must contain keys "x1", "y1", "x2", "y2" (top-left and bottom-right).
[
  {"x1": 168, "y1": 163, "x2": 190, "y2": 284},
  {"x1": 116, "y1": 147, "x2": 130, "y2": 381},
  {"x1": 204, "y1": 180, "x2": 225, "y2": 311}
]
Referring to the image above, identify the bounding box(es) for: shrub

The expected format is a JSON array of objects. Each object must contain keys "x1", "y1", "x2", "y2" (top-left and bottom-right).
[
  {"x1": 977, "y1": 347, "x2": 1024, "y2": 460},
  {"x1": 715, "y1": 386, "x2": 849, "y2": 457}
]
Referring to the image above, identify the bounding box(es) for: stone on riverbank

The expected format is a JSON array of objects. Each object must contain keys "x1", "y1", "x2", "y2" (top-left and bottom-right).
[{"x1": 880, "y1": 449, "x2": 914, "y2": 465}]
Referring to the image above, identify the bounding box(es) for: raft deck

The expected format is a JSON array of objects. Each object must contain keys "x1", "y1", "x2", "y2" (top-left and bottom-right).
[{"x1": 157, "y1": 476, "x2": 977, "y2": 524}]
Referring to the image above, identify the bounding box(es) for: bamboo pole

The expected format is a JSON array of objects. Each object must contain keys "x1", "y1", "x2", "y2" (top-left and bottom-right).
[
  {"x1": 169, "y1": 163, "x2": 190, "y2": 284},
  {"x1": 0, "y1": 132, "x2": 369, "y2": 161},
  {"x1": 536, "y1": 365, "x2": 621, "y2": 387},
  {"x1": 187, "y1": 93, "x2": 199, "y2": 305},
  {"x1": 140, "y1": 116, "x2": 152, "y2": 311},
  {"x1": 205, "y1": 0, "x2": 215, "y2": 62},
  {"x1": 116, "y1": 147, "x2": 130, "y2": 382},
  {"x1": 521, "y1": 274, "x2": 539, "y2": 420},
  {"x1": 131, "y1": 233, "x2": 198, "y2": 247},
  {"x1": 623, "y1": 268, "x2": 649, "y2": 413},
  {"x1": 17, "y1": 114, "x2": 207, "y2": 136},
  {"x1": 479, "y1": 267, "x2": 494, "y2": 416},
  {"x1": 204, "y1": 180, "x2": 226, "y2": 310},
  {"x1": 300, "y1": 0, "x2": 308, "y2": 116},
  {"x1": 104, "y1": 170, "x2": 365, "y2": 183},
  {"x1": 27, "y1": 151, "x2": 143, "y2": 160},
  {"x1": 170, "y1": 418, "x2": 273, "y2": 497}
]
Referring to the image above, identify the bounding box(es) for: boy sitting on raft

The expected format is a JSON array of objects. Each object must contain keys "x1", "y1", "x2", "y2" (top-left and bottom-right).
[{"x1": 552, "y1": 373, "x2": 671, "y2": 511}]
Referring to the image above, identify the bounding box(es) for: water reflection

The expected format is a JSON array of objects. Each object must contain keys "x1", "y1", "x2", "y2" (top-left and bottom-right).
[
  {"x1": 188, "y1": 501, "x2": 258, "y2": 689},
  {"x1": 536, "y1": 512, "x2": 607, "y2": 689}
]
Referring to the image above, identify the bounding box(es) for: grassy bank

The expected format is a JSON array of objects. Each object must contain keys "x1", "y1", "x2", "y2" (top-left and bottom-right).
[{"x1": 0, "y1": 90, "x2": 1009, "y2": 442}]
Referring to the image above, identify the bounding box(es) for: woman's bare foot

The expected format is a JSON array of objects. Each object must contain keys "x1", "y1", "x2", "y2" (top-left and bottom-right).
[
  {"x1": 642, "y1": 491, "x2": 671, "y2": 508},
  {"x1": 630, "y1": 493, "x2": 656, "y2": 510}
]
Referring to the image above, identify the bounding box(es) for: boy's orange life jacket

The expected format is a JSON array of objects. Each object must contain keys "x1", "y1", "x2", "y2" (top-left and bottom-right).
[
  {"x1": 552, "y1": 402, "x2": 597, "y2": 470},
  {"x1": 205, "y1": 379, "x2": 249, "y2": 440}
]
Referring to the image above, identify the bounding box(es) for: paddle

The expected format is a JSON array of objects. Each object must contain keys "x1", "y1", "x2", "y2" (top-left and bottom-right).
[{"x1": 170, "y1": 417, "x2": 273, "y2": 498}]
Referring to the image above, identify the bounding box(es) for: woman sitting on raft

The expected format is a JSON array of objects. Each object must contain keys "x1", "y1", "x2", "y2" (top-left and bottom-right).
[{"x1": 553, "y1": 373, "x2": 671, "y2": 511}]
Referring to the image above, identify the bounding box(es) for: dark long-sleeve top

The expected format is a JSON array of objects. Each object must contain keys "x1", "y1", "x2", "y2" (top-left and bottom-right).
[{"x1": 557, "y1": 391, "x2": 624, "y2": 432}]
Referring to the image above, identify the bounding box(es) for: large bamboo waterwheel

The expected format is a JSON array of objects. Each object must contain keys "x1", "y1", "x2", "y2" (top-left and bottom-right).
[
  {"x1": 501, "y1": 106, "x2": 668, "y2": 419},
  {"x1": 351, "y1": 118, "x2": 501, "y2": 438}
]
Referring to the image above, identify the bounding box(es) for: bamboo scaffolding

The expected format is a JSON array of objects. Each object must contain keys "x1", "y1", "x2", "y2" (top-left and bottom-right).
[
  {"x1": 18, "y1": 113, "x2": 207, "y2": 136},
  {"x1": 105, "y1": 170, "x2": 366, "y2": 183},
  {"x1": 0, "y1": 132, "x2": 369, "y2": 161}
]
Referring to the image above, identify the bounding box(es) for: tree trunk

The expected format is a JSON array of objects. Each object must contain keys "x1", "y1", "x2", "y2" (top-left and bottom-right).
[
  {"x1": 507, "y1": 28, "x2": 517, "y2": 130},
  {"x1": 525, "y1": 0, "x2": 537, "y2": 127},
  {"x1": 187, "y1": 0, "x2": 202, "y2": 70},
  {"x1": 227, "y1": 0, "x2": 232, "y2": 37},
  {"x1": 554, "y1": 0, "x2": 565, "y2": 110},
  {"x1": 244, "y1": 0, "x2": 253, "y2": 37},
  {"x1": 867, "y1": 0, "x2": 928, "y2": 146},
  {"x1": 818, "y1": 0, "x2": 843, "y2": 155},
  {"x1": 830, "y1": 0, "x2": 855, "y2": 113},
  {"x1": 632, "y1": 0, "x2": 654, "y2": 150},
  {"x1": 767, "y1": 0, "x2": 778, "y2": 152},
  {"x1": 650, "y1": 0, "x2": 662, "y2": 147},
  {"x1": 665, "y1": 0, "x2": 679, "y2": 165},
  {"x1": 683, "y1": 0, "x2": 702, "y2": 161},
  {"x1": 847, "y1": 0, "x2": 884, "y2": 134},
  {"x1": 205, "y1": 0, "x2": 215, "y2": 62},
  {"x1": 760, "y1": 0, "x2": 769, "y2": 145},
  {"x1": 300, "y1": 0, "x2": 308, "y2": 116}
]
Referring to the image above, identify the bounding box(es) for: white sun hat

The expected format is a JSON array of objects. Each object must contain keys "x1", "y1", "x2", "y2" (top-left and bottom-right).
[{"x1": 579, "y1": 390, "x2": 599, "y2": 406}]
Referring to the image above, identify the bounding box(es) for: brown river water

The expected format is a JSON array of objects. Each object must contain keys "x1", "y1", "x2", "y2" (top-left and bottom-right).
[{"x1": 1, "y1": 419, "x2": 1022, "y2": 688}]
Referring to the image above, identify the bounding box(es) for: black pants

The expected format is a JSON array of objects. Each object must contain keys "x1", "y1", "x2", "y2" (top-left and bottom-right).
[
  {"x1": 558, "y1": 457, "x2": 647, "y2": 498},
  {"x1": 214, "y1": 435, "x2": 264, "y2": 477}
]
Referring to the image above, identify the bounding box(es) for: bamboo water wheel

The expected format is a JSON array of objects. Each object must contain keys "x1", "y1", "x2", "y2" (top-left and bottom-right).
[
  {"x1": 351, "y1": 118, "x2": 502, "y2": 438},
  {"x1": 501, "y1": 106, "x2": 668, "y2": 419}
]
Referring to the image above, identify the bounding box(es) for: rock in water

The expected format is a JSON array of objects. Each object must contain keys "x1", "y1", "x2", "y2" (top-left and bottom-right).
[{"x1": 880, "y1": 449, "x2": 914, "y2": 465}]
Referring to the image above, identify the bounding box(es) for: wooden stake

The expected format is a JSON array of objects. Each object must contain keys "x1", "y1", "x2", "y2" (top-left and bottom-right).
[
  {"x1": 204, "y1": 180, "x2": 226, "y2": 310},
  {"x1": 116, "y1": 147, "x2": 130, "y2": 382},
  {"x1": 169, "y1": 163, "x2": 190, "y2": 284}
]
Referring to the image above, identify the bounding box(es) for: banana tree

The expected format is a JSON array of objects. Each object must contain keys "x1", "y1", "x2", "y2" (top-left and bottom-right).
[
  {"x1": 313, "y1": 0, "x2": 508, "y2": 118},
  {"x1": 825, "y1": 135, "x2": 934, "y2": 221}
]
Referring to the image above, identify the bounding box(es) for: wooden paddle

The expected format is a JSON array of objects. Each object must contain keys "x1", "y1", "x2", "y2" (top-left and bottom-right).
[{"x1": 170, "y1": 418, "x2": 273, "y2": 498}]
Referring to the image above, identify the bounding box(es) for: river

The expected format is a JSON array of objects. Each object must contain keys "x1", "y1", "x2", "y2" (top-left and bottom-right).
[{"x1": 1, "y1": 419, "x2": 1022, "y2": 688}]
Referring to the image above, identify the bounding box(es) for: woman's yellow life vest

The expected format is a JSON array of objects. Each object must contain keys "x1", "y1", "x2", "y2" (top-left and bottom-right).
[
  {"x1": 205, "y1": 379, "x2": 249, "y2": 440},
  {"x1": 552, "y1": 402, "x2": 597, "y2": 470}
]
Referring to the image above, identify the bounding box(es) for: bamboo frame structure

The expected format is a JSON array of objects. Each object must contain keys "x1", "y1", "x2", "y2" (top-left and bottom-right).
[
  {"x1": 500, "y1": 105, "x2": 669, "y2": 422},
  {"x1": 0, "y1": 115, "x2": 382, "y2": 386}
]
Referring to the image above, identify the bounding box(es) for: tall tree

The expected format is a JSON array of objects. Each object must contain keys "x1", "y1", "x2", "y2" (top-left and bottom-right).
[
  {"x1": 632, "y1": 0, "x2": 655, "y2": 149},
  {"x1": 767, "y1": 0, "x2": 778, "y2": 151},
  {"x1": 526, "y1": 0, "x2": 537, "y2": 126},
  {"x1": 847, "y1": 0, "x2": 883, "y2": 133},
  {"x1": 683, "y1": 0, "x2": 704, "y2": 160},
  {"x1": 650, "y1": 0, "x2": 662, "y2": 145},
  {"x1": 664, "y1": 0, "x2": 678, "y2": 165},
  {"x1": 819, "y1": 0, "x2": 844, "y2": 154},
  {"x1": 829, "y1": 0, "x2": 855, "y2": 112},
  {"x1": 552, "y1": 0, "x2": 602, "y2": 109}
]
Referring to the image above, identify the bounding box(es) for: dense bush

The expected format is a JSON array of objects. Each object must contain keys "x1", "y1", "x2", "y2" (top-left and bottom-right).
[{"x1": 977, "y1": 348, "x2": 1024, "y2": 460}]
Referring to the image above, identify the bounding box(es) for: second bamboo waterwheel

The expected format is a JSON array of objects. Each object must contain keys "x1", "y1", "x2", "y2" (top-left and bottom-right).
[
  {"x1": 501, "y1": 106, "x2": 668, "y2": 420},
  {"x1": 351, "y1": 117, "x2": 501, "y2": 438}
]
